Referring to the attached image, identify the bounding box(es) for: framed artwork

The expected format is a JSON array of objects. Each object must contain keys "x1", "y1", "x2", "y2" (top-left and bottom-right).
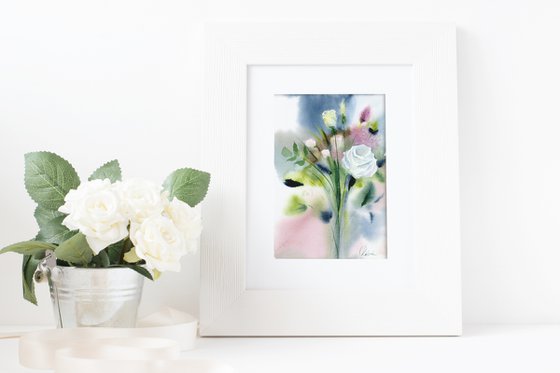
[
  {"x1": 201, "y1": 22, "x2": 461, "y2": 336},
  {"x1": 273, "y1": 93, "x2": 387, "y2": 260}
]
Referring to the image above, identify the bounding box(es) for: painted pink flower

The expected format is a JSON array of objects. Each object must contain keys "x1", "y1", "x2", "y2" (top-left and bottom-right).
[
  {"x1": 349, "y1": 126, "x2": 380, "y2": 149},
  {"x1": 359, "y1": 106, "x2": 371, "y2": 123}
]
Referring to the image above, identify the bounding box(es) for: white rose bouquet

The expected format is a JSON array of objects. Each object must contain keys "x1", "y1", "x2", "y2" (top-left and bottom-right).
[{"x1": 0, "y1": 152, "x2": 210, "y2": 304}]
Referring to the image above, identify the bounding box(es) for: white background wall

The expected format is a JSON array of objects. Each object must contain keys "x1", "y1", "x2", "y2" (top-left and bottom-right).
[{"x1": 0, "y1": 0, "x2": 558, "y2": 325}]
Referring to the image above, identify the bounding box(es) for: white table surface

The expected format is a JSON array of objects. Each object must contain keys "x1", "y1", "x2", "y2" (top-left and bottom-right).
[{"x1": 1, "y1": 324, "x2": 559, "y2": 373}]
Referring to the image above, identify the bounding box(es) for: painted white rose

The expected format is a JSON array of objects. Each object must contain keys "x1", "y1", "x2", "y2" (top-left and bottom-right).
[
  {"x1": 342, "y1": 144, "x2": 378, "y2": 179},
  {"x1": 322, "y1": 109, "x2": 337, "y2": 127},
  {"x1": 321, "y1": 149, "x2": 331, "y2": 158},
  {"x1": 164, "y1": 198, "x2": 202, "y2": 254},
  {"x1": 130, "y1": 215, "x2": 185, "y2": 272},
  {"x1": 59, "y1": 179, "x2": 129, "y2": 254},
  {"x1": 117, "y1": 178, "x2": 164, "y2": 223}
]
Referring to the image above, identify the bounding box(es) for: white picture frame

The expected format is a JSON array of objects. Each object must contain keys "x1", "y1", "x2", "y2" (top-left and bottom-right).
[{"x1": 201, "y1": 22, "x2": 461, "y2": 336}]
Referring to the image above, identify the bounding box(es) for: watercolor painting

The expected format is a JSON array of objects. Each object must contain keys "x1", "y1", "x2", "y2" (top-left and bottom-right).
[{"x1": 274, "y1": 94, "x2": 386, "y2": 259}]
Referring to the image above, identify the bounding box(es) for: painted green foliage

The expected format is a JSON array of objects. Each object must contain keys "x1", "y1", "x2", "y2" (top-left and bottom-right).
[{"x1": 276, "y1": 95, "x2": 387, "y2": 259}]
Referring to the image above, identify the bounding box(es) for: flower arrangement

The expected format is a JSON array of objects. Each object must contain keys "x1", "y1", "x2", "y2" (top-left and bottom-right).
[
  {"x1": 0, "y1": 152, "x2": 210, "y2": 304},
  {"x1": 278, "y1": 98, "x2": 386, "y2": 259}
]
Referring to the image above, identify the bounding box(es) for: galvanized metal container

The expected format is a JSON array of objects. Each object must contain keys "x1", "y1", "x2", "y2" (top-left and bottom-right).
[{"x1": 47, "y1": 266, "x2": 144, "y2": 328}]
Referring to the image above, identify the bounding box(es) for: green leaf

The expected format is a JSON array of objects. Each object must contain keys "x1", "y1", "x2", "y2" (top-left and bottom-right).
[
  {"x1": 34, "y1": 206, "x2": 65, "y2": 228},
  {"x1": 292, "y1": 143, "x2": 298, "y2": 155},
  {"x1": 295, "y1": 160, "x2": 305, "y2": 166},
  {"x1": 97, "y1": 250, "x2": 111, "y2": 268},
  {"x1": 0, "y1": 241, "x2": 56, "y2": 256},
  {"x1": 22, "y1": 254, "x2": 43, "y2": 305},
  {"x1": 284, "y1": 179, "x2": 304, "y2": 188},
  {"x1": 35, "y1": 215, "x2": 78, "y2": 244},
  {"x1": 24, "y1": 152, "x2": 80, "y2": 210},
  {"x1": 34, "y1": 206, "x2": 74, "y2": 244},
  {"x1": 281, "y1": 147, "x2": 292, "y2": 158},
  {"x1": 374, "y1": 168, "x2": 385, "y2": 183},
  {"x1": 91, "y1": 249, "x2": 110, "y2": 268},
  {"x1": 162, "y1": 168, "x2": 210, "y2": 207},
  {"x1": 88, "y1": 160, "x2": 122, "y2": 183},
  {"x1": 55, "y1": 233, "x2": 93, "y2": 265},
  {"x1": 106, "y1": 238, "x2": 132, "y2": 265},
  {"x1": 106, "y1": 240, "x2": 124, "y2": 264},
  {"x1": 117, "y1": 265, "x2": 153, "y2": 281},
  {"x1": 284, "y1": 195, "x2": 307, "y2": 216},
  {"x1": 357, "y1": 182, "x2": 376, "y2": 207}
]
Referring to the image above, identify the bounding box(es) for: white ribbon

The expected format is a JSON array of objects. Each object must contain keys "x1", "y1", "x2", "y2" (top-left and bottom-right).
[{"x1": 18, "y1": 307, "x2": 234, "y2": 373}]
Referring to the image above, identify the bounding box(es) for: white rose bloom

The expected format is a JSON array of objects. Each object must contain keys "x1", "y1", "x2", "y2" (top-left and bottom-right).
[
  {"x1": 164, "y1": 198, "x2": 202, "y2": 254},
  {"x1": 304, "y1": 139, "x2": 316, "y2": 148},
  {"x1": 322, "y1": 109, "x2": 337, "y2": 127},
  {"x1": 341, "y1": 144, "x2": 378, "y2": 179},
  {"x1": 130, "y1": 215, "x2": 185, "y2": 272},
  {"x1": 118, "y1": 178, "x2": 164, "y2": 223},
  {"x1": 59, "y1": 179, "x2": 129, "y2": 254},
  {"x1": 321, "y1": 149, "x2": 331, "y2": 158}
]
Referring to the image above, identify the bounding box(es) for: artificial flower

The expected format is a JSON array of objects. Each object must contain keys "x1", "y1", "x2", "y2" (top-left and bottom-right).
[
  {"x1": 164, "y1": 198, "x2": 202, "y2": 254},
  {"x1": 130, "y1": 215, "x2": 185, "y2": 272},
  {"x1": 117, "y1": 178, "x2": 164, "y2": 223},
  {"x1": 59, "y1": 179, "x2": 128, "y2": 254}
]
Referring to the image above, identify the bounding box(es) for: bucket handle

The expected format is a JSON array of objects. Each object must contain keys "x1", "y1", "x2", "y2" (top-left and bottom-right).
[{"x1": 36, "y1": 250, "x2": 64, "y2": 327}]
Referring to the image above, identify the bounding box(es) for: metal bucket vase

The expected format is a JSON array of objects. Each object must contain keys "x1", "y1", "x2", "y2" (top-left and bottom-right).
[{"x1": 47, "y1": 267, "x2": 144, "y2": 328}]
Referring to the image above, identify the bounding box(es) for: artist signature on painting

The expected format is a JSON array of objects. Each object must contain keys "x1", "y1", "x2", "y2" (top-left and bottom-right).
[{"x1": 359, "y1": 246, "x2": 376, "y2": 257}]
